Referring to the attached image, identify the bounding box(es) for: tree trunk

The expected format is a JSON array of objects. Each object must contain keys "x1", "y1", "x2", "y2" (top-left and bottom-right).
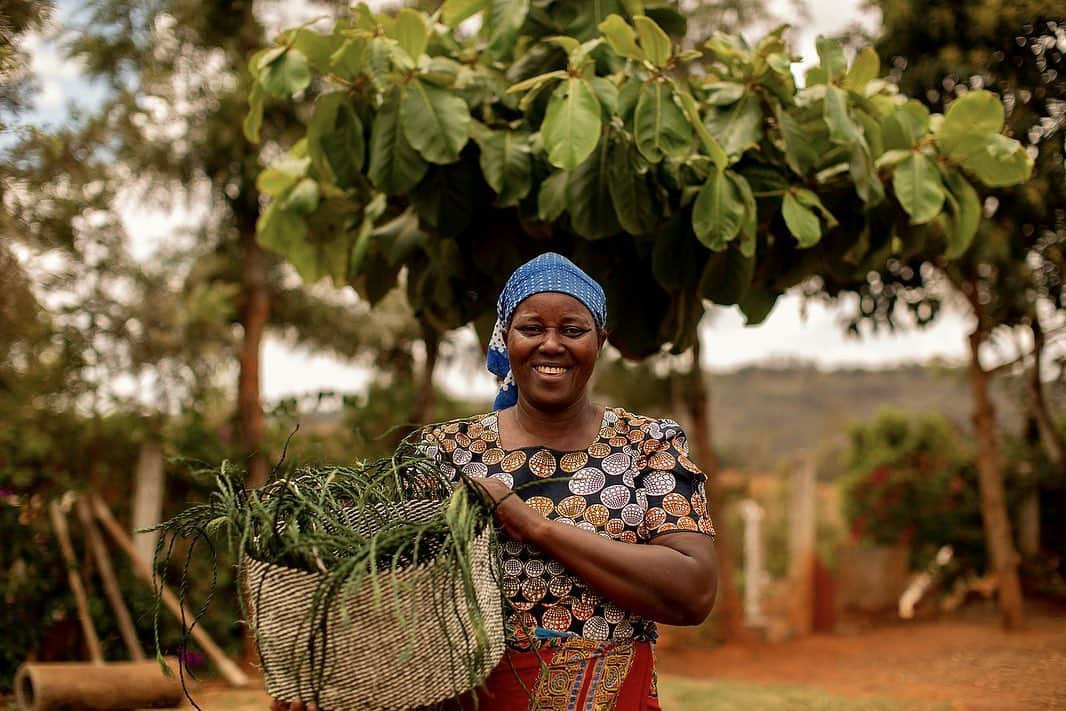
[
  {"x1": 238, "y1": 222, "x2": 270, "y2": 488},
  {"x1": 413, "y1": 322, "x2": 440, "y2": 426},
  {"x1": 130, "y1": 438, "x2": 165, "y2": 565},
  {"x1": 680, "y1": 337, "x2": 745, "y2": 641},
  {"x1": 1026, "y1": 319, "x2": 1065, "y2": 466},
  {"x1": 968, "y1": 329, "x2": 1025, "y2": 629}
]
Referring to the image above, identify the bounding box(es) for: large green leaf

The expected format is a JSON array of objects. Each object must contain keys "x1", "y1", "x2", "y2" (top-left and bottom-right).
[
  {"x1": 487, "y1": 0, "x2": 530, "y2": 58},
  {"x1": 942, "y1": 169, "x2": 981, "y2": 259},
  {"x1": 411, "y1": 161, "x2": 476, "y2": 237},
  {"x1": 598, "y1": 14, "x2": 644, "y2": 60},
  {"x1": 737, "y1": 285, "x2": 779, "y2": 325},
  {"x1": 291, "y1": 29, "x2": 344, "y2": 73},
  {"x1": 281, "y1": 178, "x2": 320, "y2": 214},
  {"x1": 880, "y1": 101, "x2": 930, "y2": 150},
  {"x1": 259, "y1": 49, "x2": 311, "y2": 98},
  {"x1": 699, "y1": 241, "x2": 753, "y2": 305},
  {"x1": 542, "y1": 78, "x2": 602, "y2": 171},
  {"x1": 401, "y1": 79, "x2": 471, "y2": 164},
  {"x1": 692, "y1": 170, "x2": 745, "y2": 250},
  {"x1": 538, "y1": 170, "x2": 569, "y2": 221},
  {"x1": 677, "y1": 88, "x2": 728, "y2": 169},
  {"x1": 823, "y1": 84, "x2": 861, "y2": 146},
  {"x1": 330, "y1": 39, "x2": 366, "y2": 81},
  {"x1": 257, "y1": 202, "x2": 313, "y2": 278},
  {"x1": 634, "y1": 15, "x2": 671, "y2": 66},
  {"x1": 892, "y1": 152, "x2": 946, "y2": 225},
  {"x1": 842, "y1": 47, "x2": 879, "y2": 93},
  {"x1": 608, "y1": 141, "x2": 657, "y2": 234},
  {"x1": 244, "y1": 83, "x2": 265, "y2": 143},
  {"x1": 849, "y1": 140, "x2": 885, "y2": 204},
  {"x1": 567, "y1": 139, "x2": 620, "y2": 239},
  {"x1": 815, "y1": 36, "x2": 846, "y2": 81},
  {"x1": 704, "y1": 92, "x2": 763, "y2": 158},
  {"x1": 652, "y1": 213, "x2": 709, "y2": 289},
  {"x1": 941, "y1": 90, "x2": 1004, "y2": 136},
  {"x1": 308, "y1": 92, "x2": 365, "y2": 189},
  {"x1": 777, "y1": 109, "x2": 819, "y2": 176},
  {"x1": 633, "y1": 80, "x2": 693, "y2": 162},
  {"x1": 472, "y1": 127, "x2": 532, "y2": 206},
  {"x1": 393, "y1": 8, "x2": 430, "y2": 61},
  {"x1": 941, "y1": 133, "x2": 1033, "y2": 187},
  {"x1": 782, "y1": 191, "x2": 821, "y2": 247},
  {"x1": 442, "y1": 0, "x2": 490, "y2": 26},
  {"x1": 369, "y1": 89, "x2": 428, "y2": 194}
]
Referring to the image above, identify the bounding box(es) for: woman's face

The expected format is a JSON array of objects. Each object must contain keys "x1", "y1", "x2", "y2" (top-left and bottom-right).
[{"x1": 505, "y1": 292, "x2": 605, "y2": 412}]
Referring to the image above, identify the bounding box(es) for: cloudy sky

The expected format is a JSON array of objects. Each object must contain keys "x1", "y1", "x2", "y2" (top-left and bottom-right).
[{"x1": 17, "y1": 0, "x2": 978, "y2": 401}]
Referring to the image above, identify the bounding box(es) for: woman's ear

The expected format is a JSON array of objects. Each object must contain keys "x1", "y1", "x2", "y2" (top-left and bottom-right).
[{"x1": 597, "y1": 329, "x2": 607, "y2": 349}]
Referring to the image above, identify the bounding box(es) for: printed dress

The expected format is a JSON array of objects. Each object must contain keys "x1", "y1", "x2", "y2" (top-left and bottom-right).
[{"x1": 419, "y1": 407, "x2": 715, "y2": 711}]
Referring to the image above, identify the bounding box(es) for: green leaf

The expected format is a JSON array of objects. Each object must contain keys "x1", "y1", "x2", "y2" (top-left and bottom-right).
[
  {"x1": 692, "y1": 170, "x2": 745, "y2": 250},
  {"x1": 816, "y1": 36, "x2": 846, "y2": 81},
  {"x1": 700, "y1": 241, "x2": 754, "y2": 305},
  {"x1": 244, "y1": 83, "x2": 264, "y2": 144},
  {"x1": 567, "y1": 140, "x2": 620, "y2": 239},
  {"x1": 348, "y1": 193, "x2": 387, "y2": 280},
  {"x1": 892, "y1": 152, "x2": 946, "y2": 224},
  {"x1": 608, "y1": 141, "x2": 657, "y2": 234},
  {"x1": 843, "y1": 47, "x2": 879, "y2": 93},
  {"x1": 598, "y1": 14, "x2": 644, "y2": 60},
  {"x1": 704, "y1": 83, "x2": 747, "y2": 106},
  {"x1": 942, "y1": 90, "x2": 1004, "y2": 136},
  {"x1": 677, "y1": 89, "x2": 727, "y2": 169},
  {"x1": 634, "y1": 15, "x2": 671, "y2": 66},
  {"x1": 652, "y1": 213, "x2": 709, "y2": 289},
  {"x1": 542, "y1": 78, "x2": 602, "y2": 171},
  {"x1": 259, "y1": 49, "x2": 311, "y2": 98},
  {"x1": 705, "y1": 92, "x2": 763, "y2": 158},
  {"x1": 634, "y1": 81, "x2": 693, "y2": 162},
  {"x1": 777, "y1": 109, "x2": 819, "y2": 176},
  {"x1": 782, "y1": 191, "x2": 821, "y2": 247},
  {"x1": 588, "y1": 77, "x2": 619, "y2": 117},
  {"x1": 507, "y1": 70, "x2": 568, "y2": 95},
  {"x1": 257, "y1": 202, "x2": 311, "y2": 278},
  {"x1": 737, "y1": 285, "x2": 778, "y2": 325},
  {"x1": 823, "y1": 84, "x2": 861, "y2": 146},
  {"x1": 291, "y1": 29, "x2": 343, "y2": 73},
  {"x1": 538, "y1": 170, "x2": 569, "y2": 221},
  {"x1": 848, "y1": 140, "x2": 885, "y2": 204},
  {"x1": 257, "y1": 167, "x2": 300, "y2": 197},
  {"x1": 369, "y1": 89, "x2": 428, "y2": 194},
  {"x1": 282, "y1": 178, "x2": 320, "y2": 214},
  {"x1": 393, "y1": 8, "x2": 430, "y2": 61},
  {"x1": 487, "y1": 0, "x2": 530, "y2": 58},
  {"x1": 308, "y1": 93, "x2": 365, "y2": 189},
  {"x1": 942, "y1": 169, "x2": 981, "y2": 259},
  {"x1": 401, "y1": 79, "x2": 471, "y2": 164},
  {"x1": 735, "y1": 172, "x2": 758, "y2": 258},
  {"x1": 442, "y1": 0, "x2": 490, "y2": 27},
  {"x1": 472, "y1": 127, "x2": 532, "y2": 206},
  {"x1": 330, "y1": 39, "x2": 366, "y2": 80},
  {"x1": 941, "y1": 133, "x2": 1033, "y2": 187},
  {"x1": 880, "y1": 100, "x2": 930, "y2": 150}
]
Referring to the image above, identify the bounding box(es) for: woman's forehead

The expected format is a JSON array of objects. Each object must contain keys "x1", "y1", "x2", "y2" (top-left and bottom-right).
[{"x1": 511, "y1": 292, "x2": 595, "y2": 320}]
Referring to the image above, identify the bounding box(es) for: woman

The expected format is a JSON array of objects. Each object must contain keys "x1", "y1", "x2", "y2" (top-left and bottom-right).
[{"x1": 275, "y1": 252, "x2": 717, "y2": 710}]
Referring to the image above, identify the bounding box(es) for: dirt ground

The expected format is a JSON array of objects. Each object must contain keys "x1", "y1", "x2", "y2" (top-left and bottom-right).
[
  {"x1": 172, "y1": 608, "x2": 1066, "y2": 710},
  {"x1": 656, "y1": 607, "x2": 1066, "y2": 710}
]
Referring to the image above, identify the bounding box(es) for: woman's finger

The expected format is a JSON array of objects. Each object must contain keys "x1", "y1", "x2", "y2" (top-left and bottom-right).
[{"x1": 269, "y1": 701, "x2": 289, "y2": 711}]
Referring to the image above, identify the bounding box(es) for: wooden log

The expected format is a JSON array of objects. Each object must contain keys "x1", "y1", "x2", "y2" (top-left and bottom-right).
[
  {"x1": 89, "y1": 495, "x2": 250, "y2": 688},
  {"x1": 75, "y1": 497, "x2": 146, "y2": 661},
  {"x1": 48, "y1": 500, "x2": 104, "y2": 664},
  {"x1": 14, "y1": 659, "x2": 184, "y2": 711}
]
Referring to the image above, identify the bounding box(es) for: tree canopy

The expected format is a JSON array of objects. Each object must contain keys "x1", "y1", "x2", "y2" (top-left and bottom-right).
[{"x1": 248, "y1": 1, "x2": 1031, "y2": 360}]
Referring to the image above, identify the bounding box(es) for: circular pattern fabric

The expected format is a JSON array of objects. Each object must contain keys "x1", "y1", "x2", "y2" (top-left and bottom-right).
[{"x1": 417, "y1": 408, "x2": 715, "y2": 648}]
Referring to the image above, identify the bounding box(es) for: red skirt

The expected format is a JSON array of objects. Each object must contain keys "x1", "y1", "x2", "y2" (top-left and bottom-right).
[{"x1": 441, "y1": 638, "x2": 661, "y2": 710}]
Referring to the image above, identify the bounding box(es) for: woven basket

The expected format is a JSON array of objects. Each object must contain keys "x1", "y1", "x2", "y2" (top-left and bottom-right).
[{"x1": 244, "y1": 501, "x2": 504, "y2": 710}]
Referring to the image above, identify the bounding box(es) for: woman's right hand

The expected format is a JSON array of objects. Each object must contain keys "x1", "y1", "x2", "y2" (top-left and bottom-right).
[{"x1": 270, "y1": 700, "x2": 318, "y2": 710}]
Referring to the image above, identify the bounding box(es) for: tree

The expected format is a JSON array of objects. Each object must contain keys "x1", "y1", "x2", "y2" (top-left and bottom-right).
[
  {"x1": 250, "y1": 1, "x2": 1031, "y2": 638},
  {"x1": 818, "y1": 3, "x2": 1066, "y2": 628}
]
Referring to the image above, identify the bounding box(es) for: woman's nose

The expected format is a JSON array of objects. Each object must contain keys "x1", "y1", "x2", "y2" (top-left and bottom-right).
[{"x1": 538, "y1": 328, "x2": 566, "y2": 352}]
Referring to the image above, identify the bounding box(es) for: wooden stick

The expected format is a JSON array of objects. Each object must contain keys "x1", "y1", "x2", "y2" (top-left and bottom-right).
[
  {"x1": 48, "y1": 499, "x2": 104, "y2": 665},
  {"x1": 75, "y1": 496, "x2": 146, "y2": 661},
  {"x1": 90, "y1": 494, "x2": 250, "y2": 688}
]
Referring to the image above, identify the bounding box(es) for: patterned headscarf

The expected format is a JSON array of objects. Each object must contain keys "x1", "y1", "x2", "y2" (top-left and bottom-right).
[{"x1": 488, "y1": 252, "x2": 607, "y2": 410}]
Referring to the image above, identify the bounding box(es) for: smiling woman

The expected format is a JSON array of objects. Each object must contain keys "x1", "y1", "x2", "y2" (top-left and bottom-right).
[{"x1": 273, "y1": 253, "x2": 718, "y2": 711}]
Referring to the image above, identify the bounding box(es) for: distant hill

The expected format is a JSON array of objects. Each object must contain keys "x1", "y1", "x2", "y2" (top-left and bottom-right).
[{"x1": 704, "y1": 363, "x2": 1041, "y2": 474}]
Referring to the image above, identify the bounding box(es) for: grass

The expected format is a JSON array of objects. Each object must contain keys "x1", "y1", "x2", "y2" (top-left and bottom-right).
[{"x1": 656, "y1": 675, "x2": 938, "y2": 711}]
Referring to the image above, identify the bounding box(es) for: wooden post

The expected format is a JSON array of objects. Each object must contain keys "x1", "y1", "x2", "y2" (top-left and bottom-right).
[
  {"x1": 130, "y1": 439, "x2": 166, "y2": 566},
  {"x1": 90, "y1": 495, "x2": 250, "y2": 687},
  {"x1": 48, "y1": 500, "x2": 104, "y2": 664},
  {"x1": 75, "y1": 497, "x2": 146, "y2": 661},
  {"x1": 787, "y1": 455, "x2": 816, "y2": 637},
  {"x1": 15, "y1": 659, "x2": 183, "y2": 711}
]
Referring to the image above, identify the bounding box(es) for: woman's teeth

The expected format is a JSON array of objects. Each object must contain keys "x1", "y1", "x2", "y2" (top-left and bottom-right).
[{"x1": 535, "y1": 366, "x2": 566, "y2": 375}]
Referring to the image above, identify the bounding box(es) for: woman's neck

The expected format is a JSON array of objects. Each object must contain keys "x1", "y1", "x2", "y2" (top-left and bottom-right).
[{"x1": 502, "y1": 397, "x2": 604, "y2": 451}]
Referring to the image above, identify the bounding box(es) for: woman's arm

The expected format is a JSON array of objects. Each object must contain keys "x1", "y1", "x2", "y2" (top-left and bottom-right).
[{"x1": 472, "y1": 478, "x2": 717, "y2": 627}]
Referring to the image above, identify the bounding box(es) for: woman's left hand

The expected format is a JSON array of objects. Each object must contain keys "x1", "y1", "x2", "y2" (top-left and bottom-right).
[{"x1": 466, "y1": 477, "x2": 544, "y2": 543}]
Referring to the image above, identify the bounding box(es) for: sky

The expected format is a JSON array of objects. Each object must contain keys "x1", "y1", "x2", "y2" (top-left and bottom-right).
[{"x1": 16, "y1": 0, "x2": 982, "y2": 402}]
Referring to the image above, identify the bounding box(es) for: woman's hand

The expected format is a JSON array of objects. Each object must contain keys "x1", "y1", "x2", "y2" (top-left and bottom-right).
[
  {"x1": 270, "y1": 700, "x2": 318, "y2": 711},
  {"x1": 466, "y1": 477, "x2": 545, "y2": 543}
]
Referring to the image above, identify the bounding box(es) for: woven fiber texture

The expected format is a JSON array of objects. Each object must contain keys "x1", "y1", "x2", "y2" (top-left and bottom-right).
[{"x1": 245, "y1": 501, "x2": 504, "y2": 710}]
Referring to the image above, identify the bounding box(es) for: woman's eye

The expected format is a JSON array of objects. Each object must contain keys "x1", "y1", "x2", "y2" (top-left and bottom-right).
[
  {"x1": 518, "y1": 325, "x2": 543, "y2": 335},
  {"x1": 563, "y1": 327, "x2": 588, "y2": 337}
]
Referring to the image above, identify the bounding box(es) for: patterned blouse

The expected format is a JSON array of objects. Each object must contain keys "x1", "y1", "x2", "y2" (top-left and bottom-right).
[{"x1": 418, "y1": 407, "x2": 715, "y2": 648}]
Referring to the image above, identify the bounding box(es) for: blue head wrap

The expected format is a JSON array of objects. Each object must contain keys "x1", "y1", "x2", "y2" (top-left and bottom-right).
[{"x1": 488, "y1": 252, "x2": 607, "y2": 410}]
